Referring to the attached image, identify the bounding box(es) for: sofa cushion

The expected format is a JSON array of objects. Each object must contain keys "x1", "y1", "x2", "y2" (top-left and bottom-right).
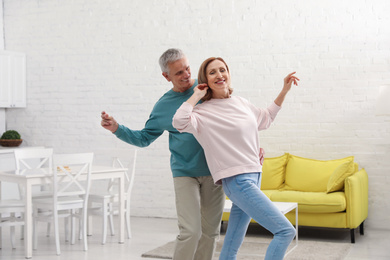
[
  {"x1": 261, "y1": 189, "x2": 278, "y2": 199},
  {"x1": 261, "y1": 154, "x2": 288, "y2": 190},
  {"x1": 282, "y1": 155, "x2": 354, "y2": 192},
  {"x1": 270, "y1": 190, "x2": 346, "y2": 213},
  {"x1": 326, "y1": 160, "x2": 355, "y2": 193}
]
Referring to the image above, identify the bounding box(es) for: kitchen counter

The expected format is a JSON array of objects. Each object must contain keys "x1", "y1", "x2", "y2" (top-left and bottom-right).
[{"x1": 0, "y1": 146, "x2": 44, "y2": 154}]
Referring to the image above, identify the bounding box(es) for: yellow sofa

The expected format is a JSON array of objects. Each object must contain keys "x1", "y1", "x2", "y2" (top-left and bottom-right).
[{"x1": 221, "y1": 154, "x2": 368, "y2": 243}]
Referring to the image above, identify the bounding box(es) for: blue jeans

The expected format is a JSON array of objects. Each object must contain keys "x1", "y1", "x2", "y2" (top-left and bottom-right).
[{"x1": 220, "y1": 172, "x2": 296, "y2": 260}]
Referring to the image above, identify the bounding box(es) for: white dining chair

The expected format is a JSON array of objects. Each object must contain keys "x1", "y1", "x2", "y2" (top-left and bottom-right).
[
  {"x1": 0, "y1": 199, "x2": 25, "y2": 249},
  {"x1": 87, "y1": 149, "x2": 137, "y2": 244},
  {"x1": 14, "y1": 148, "x2": 54, "y2": 198},
  {"x1": 32, "y1": 152, "x2": 94, "y2": 255},
  {"x1": 14, "y1": 148, "x2": 54, "y2": 239}
]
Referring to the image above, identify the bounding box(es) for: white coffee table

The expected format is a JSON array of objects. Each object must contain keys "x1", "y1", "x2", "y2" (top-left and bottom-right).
[{"x1": 223, "y1": 200, "x2": 298, "y2": 256}]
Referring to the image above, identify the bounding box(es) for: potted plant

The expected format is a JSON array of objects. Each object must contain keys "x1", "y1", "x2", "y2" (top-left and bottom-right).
[{"x1": 0, "y1": 130, "x2": 23, "y2": 147}]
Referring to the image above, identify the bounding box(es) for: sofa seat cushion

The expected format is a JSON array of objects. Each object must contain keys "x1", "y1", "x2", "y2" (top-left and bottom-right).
[
  {"x1": 269, "y1": 190, "x2": 346, "y2": 213},
  {"x1": 261, "y1": 189, "x2": 278, "y2": 199}
]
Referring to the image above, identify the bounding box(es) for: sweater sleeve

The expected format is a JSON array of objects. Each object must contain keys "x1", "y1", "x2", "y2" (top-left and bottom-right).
[
  {"x1": 113, "y1": 123, "x2": 164, "y2": 148},
  {"x1": 239, "y1": 96, "x2": 281, "y2": 131},
  {"x1": 256, "y1": 102, "x2": 282, "y2": 130},
  {"x1": 172, "y1": 102, "x2": 198, "y2": 135}
]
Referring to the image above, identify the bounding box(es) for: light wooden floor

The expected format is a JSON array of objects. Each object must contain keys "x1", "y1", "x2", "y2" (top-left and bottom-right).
[{"x1": 0, "y1": 216, "x2": 389, "y2": 259}]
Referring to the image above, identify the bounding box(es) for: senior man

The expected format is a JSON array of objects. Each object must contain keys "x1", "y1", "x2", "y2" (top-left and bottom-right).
[{"x1": 101, "y1": 48, "x2": 225, "y2": 260}]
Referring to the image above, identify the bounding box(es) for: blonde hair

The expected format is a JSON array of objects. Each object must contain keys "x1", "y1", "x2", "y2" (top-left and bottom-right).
[{"x1": 198, "y1": 57, "x2": 233, "y2": 101}]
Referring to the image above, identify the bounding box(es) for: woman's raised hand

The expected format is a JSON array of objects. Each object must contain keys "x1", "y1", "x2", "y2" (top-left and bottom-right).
[
  {"x1": 282, "y1": 72, "x2": 299, "y2": 92},
  {"x1": 185, "y1": 83, "x2": 209, "y2": 107},
  {"x1": 274, "y1": 72, "x2": 299, "y2": 106},
  {"x1": 194, "y1": 83, "x2": 209, "y2": 98}
]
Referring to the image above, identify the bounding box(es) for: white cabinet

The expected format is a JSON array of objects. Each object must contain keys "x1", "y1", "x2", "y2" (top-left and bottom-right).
[{"x1": 0, "y1": 51, "x2": 26, "y2": 108}]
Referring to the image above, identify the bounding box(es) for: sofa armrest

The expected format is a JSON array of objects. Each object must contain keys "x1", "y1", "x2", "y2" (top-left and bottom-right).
[{"x1": 344, "y1": 168, "x2": 368, "y2": 228}]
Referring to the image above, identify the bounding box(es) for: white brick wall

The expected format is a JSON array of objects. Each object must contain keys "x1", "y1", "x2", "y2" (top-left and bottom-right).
[
  {"x1": 3, "y1": 0, "x2": 390, "y2": 228},
  {"x1": 0, "y1": 1, "x2": 5, "y2": 133}
]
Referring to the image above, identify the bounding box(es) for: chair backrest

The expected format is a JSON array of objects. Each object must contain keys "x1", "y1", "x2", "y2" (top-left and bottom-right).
[
  {"x1": 109, "y1": 149, "x2": 137, "y2": 196},
  {"x1": 52, "y1": 153, "x2": 94, "y2": 200},
  {"x1": 14, "y1": 148, "x2": 53, "y2": 175},
  {"x1": 14, "y1": 148, "x2": 54, "y2": 199}
]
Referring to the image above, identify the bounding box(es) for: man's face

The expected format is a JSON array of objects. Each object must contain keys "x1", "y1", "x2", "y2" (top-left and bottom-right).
[{"x1": 163, "y1": 57, "x2": 192, "y2": 92}]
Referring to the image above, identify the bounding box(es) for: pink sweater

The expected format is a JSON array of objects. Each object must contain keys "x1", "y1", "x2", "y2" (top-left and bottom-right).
[{"x1": 173, "y1": 96, "x2": 281, "y2": 184}]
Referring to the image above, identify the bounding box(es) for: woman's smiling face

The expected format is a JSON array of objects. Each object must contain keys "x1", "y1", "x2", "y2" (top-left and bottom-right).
[{"x1": 206, "y1": 59, "x2": 231, "y2": 98}]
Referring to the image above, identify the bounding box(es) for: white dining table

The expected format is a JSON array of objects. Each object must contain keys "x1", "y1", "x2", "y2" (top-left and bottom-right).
[{"x1": 0, "y1": 165, "x2": 127, "y2": 259}]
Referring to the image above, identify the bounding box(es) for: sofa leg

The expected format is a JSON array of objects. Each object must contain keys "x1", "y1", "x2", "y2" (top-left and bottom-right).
[
  {"x1": 360, "y1": 221, "x2": 364, "y2": 235},
  {"x1": 350, "y1": 229, "x2": 355, "y2": 243}
]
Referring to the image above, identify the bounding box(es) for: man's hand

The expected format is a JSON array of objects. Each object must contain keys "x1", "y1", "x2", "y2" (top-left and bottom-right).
[{"x1": 101, "y1": 111, "x2": 119, "y2": 133}]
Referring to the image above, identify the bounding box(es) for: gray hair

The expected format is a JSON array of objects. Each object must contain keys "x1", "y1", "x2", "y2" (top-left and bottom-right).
[{"x1": 159, "y1": 48, "x2": 185, "y2": 74}]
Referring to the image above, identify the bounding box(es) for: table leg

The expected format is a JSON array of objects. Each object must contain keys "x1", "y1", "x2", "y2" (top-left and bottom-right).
[
  {"x1": 285, "y1": 204, "x2": 298, "y2": 257},
  {"x1": 24, "y1": 180, "x2": 33, "y2": 259},
  {"x1": 87, "y1": 214, "x2": 93, "y2": 236},
  {"x1": 118, "y1": 173, "x2": 124, "y2": 244}
]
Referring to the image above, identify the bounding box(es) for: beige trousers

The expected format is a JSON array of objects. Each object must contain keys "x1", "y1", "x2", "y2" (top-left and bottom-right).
[{"x1": 172, "y1": 176, "x2": 225, "y2": 260}]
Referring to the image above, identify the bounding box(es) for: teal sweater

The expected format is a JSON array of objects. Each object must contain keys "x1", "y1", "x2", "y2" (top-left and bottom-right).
[{"x1": 114, "y1": 80, "x2": 211, "y2": 178}]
